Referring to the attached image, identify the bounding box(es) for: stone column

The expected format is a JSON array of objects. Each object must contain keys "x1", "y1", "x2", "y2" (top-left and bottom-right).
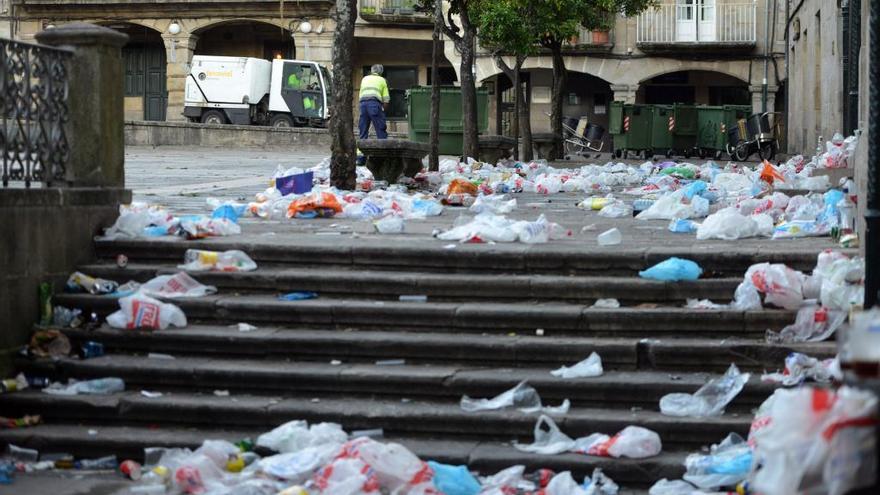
[
  {"x1": 36, "y1": 23, "x2": 128, "y2": 188},
  {"x1": 750, "y1": 85, "x2": 779, "y2": 126},
  {"x1": 610, "y1": 84, "x2": 636, "y2": 104},
  {"x1": 163, "y1": 33, "x2": 198, "y2": 122},
  {"x1": 295, "y1": 30, "x2": 334, "y2": 68}
]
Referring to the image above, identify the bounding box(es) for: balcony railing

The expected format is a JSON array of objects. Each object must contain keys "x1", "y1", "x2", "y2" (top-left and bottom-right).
[
  {"x1": 636, "y1": 1, "x2": 757, "y2": 46},
  {"x1": 570, "y1": 26, "x2": 614, "y2": 48},
  {"x1": 359, "y1": 0, "x2": 430, "y2": 22}
]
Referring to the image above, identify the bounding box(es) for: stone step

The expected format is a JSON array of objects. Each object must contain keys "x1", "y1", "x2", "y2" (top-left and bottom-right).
[
  {"x1": 77, "y1": 262, "x2": 741, "y2": 304},
  {"x1": 53, "y1": 293, "x2": 794, "y2": 338},
  {"x1": 94, "y1": 237, "x2": 825, "y2": 276},
  {"x1": 55, "y1": 325, "x2": 835, "y2": 372},
  {"x1": 0, "y1": 390, "x2": 751, "y2": 450},
  {"x1": 0, "y1": 424, "x2": 688, "y2": 486},
  {"x1": 16, "y1": 355, "x2": 778, "y2": 412}
]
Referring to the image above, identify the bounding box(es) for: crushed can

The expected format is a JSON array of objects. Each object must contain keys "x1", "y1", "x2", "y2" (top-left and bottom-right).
[
  {"x1": 120, "y1": 459, "x2": 142, "y2": 480},
  {"x1": 81, "y1": 341, "x2": 105, "y2": 359}
]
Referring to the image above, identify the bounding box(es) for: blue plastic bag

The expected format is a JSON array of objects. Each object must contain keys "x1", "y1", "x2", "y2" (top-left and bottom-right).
[
  {"x1": 278, "y1": 291, "x2": 318, "y2": 301},
  {"x1": 639, "y1": 257, "x2": 702, "y2": 281},
  {"x1": 668, "y1": 218, "x2": 699, "y2": 233},
  {"x1": 682, "y1": 181, "x2": 707, "y2": 199},
  {"x1": 428, "y1": 461, "x2": 481, "y2": 495},
  {"x1": 212, "y1": 204, "x2": 241, "y2": 223}
]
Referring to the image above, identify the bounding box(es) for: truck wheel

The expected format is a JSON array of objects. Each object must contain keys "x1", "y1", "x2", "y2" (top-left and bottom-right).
[
  {"x1": 271, "y1": 114, "x2": 294, "y2": 128},
  {"x1": 201, "y1": 110, "x2": 226, "y2": 125}
]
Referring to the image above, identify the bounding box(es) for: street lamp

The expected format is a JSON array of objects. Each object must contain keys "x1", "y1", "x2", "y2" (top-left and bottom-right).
[
  {"x1": 299, "y1": 20, "x2": 313, "y2": 34},
  {"x1": 168, "y1": 21, "x2": 181, "y2": 35}
]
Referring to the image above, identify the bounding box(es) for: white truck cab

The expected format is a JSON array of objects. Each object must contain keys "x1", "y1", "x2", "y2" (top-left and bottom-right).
[{"x1": 184, "y1": 55, "x2": 331, "y2": 128}]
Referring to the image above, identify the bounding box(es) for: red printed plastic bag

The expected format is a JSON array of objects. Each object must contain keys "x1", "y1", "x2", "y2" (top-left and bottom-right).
[{"x1": 106, "y1": 294, "x2": 187, "y2": 330}]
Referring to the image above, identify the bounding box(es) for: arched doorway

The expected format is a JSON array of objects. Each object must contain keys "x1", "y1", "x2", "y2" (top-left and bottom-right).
[
  {"x1": 637, "y1": 70, "x2": 749, "y2": 106},
  {"x1": 104, "y1": 23, "x2": 167, "y2": 121},
  {"x1": 195, "y1": 21, "x2": 295, "y2": 61}
]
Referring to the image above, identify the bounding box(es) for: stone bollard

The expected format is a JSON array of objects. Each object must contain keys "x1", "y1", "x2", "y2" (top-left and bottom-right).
[{"x1": 35, "y1": 23, "x2": 129, "y2": 188}]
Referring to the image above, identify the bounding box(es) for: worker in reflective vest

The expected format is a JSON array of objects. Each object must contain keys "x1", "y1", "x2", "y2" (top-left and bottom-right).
[{"x1": 358, "y1": 64, "x2": 390, "y2": 139}]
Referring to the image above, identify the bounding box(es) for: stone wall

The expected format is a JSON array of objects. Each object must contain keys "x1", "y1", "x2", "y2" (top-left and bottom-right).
[{"x1": 0, "y1": 188, "x2": 130, "y2": 374}]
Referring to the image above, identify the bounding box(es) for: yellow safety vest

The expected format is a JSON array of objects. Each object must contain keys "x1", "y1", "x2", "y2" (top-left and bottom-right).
[{"x1": 359, "y1": 74, "x2": 390, "y2": 103}]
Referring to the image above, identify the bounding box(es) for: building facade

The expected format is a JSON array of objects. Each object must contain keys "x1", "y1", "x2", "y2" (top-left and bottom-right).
[{"x1": 7, "y1": 0, "x2": 786, "y2": 148}]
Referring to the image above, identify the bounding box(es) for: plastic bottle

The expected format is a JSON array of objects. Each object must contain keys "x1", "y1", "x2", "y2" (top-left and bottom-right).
[
  {"x1": 75, "y1": 455, "x2": 118, "y2": 470},
  {"x1": 181, "y1": 249, "x2": 257, "y2": 272},
  {"x1": 74, "y1": 378, "x2": 125, "y2": 395},
  {"x1": 597, "y1": 228, "x2": 622, "y2": 246}
]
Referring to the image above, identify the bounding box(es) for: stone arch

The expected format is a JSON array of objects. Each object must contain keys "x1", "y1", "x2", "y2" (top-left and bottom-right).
[{"x1": 191, "y1": 18, "x2": 296, "y2": 60}]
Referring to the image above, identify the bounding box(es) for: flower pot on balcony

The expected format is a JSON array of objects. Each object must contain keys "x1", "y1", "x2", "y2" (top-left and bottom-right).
[
  {"x1": 592, "y1": 30, "x2": 610, "y2": 44},
  {"x1": 569, "y1": 35, "x2": 580, "y2": 45}
]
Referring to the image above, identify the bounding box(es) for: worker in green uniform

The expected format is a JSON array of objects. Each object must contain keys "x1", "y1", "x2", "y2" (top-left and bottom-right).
[{"x1": 358, "y1": 64, "x2": 390, "y2": 139}]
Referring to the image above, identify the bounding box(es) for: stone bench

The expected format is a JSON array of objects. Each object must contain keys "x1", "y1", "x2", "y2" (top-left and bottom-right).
[
  {"x1": 358, "y1": 139, "x2": 430, "y2": 183},
  {"x1": 478, "y1": 135, "x2": 515, "y2": 164},
  {"x1": 531, "y1": 133, "x2": 556, "y2": 160}
]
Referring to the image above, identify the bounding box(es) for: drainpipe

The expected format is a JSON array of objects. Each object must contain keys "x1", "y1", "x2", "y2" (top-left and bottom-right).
[
  {"x1": 867, "y1": 0, "x2": 880, "y2": 308},
  {"x1": 762, "y1": 0, "x2": 772, "y2": 113}
]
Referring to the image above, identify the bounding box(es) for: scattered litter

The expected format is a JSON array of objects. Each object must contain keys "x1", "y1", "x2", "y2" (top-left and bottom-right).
[
  {"x1": 639, "y1": 257, "x2": 702, "y2": 282},
  {"x1": 66, "y1": 272, "x2": 118, "y2": 295},
  {"x1": 591, "y1": 298, "x2": 620, "y2": 309},
  {"x1": 596, "y1": 228, "x2": 621, "y2": 246},
  {"x1": 330, "y1": 360, "x2": 342, "y2": 366},
  {"x1": 374, "y1": 215, "x2": 405, "y2": 234},
  {"x1": 550, "y1": 353, "x2": 603, "y2": 379},
  {"x1": 514, "y1": 415, "x2": 575, "y2": 455},
  {"x1": 180, "y1": 249, "x2": 257, "y2": 272},
  {"x1": 573, "y1": 425, "x2": 662, "y2": 459},
  {"x1": 375, "y1": 359, "x2": 405, "y2": 366},
  {"x1": 659, "y1": 364, "x2": 749, "y2": 417},
  {"x1": 234, "y1": 323, "x2": 258, "y2": 332},
  {"x1": 147, "y1": 353, "x2": 175, "y2": 360},
  {"x1": 213, "y1": 390, "x2": 230, "y2": 397},
  {"x1": 535, "y1": 329, "x2": 545, "y2": 336},
  {"x1": 140, "y1": 390, "x2": 163, "y2": 398},
  {"x1": 43, "y1": 378, "x2": 125, "y2": 396},
  {"x1": 683, "y1": 433, "x2": 752, "y2": 490},
  {"x1": 761, "y1": 353, "x2": 840, "y2": 386}
]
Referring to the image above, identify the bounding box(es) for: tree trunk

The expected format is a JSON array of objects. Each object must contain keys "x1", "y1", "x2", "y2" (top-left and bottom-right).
[
  {"x1": 329, "y1": 0, "x2": 357, "y2": 190},
  {"x1": 512, "y1": 60, "x2": 520, "y2": 161},
  {"x1": 494, "y1": 55, "x2": 533, "y2": 162},
  {"x1": 549, "y1": 43, "x2": 566, "y2": 161},
  {"x1": 519, "y1": 73, "x2": 534, "y2": 161},
  {"x1": 428, "y1": 0, "x2": 442, "y2": 171},
  {"x1": 458, "y1": 10, "x2": 479, "y2": 161}
]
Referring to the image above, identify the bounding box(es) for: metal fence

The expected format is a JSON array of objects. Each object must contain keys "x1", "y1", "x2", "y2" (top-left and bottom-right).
[
  {"x1": 636, "y1": 1, "x2": 757, "y2": 44},
  {"x1": 359, "y1": 0, "x2": 423, "y2": 15},
  {"x1": 1, "y1": 37, "x2": 72, "y2": 188}
]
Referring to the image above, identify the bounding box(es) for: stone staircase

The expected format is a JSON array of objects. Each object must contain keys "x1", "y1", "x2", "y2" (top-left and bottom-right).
[{"x1": 0, "y1": 236, "x2": 836, "y2": 488}]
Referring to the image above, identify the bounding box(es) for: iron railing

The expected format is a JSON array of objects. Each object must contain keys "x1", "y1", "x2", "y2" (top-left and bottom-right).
[
  {"x1": 636, "y1": 1, "x2": 757, "y2": 44},
  {"x1": 0, "y1": 37, "x2": 72, "y2": 188},
  {"x1": 359, "y1": 0, "x2": 425, "y2": 16}
]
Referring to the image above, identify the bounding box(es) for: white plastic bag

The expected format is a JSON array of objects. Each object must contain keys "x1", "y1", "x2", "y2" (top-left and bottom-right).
[
  {"x1": 545, "y1": 471, "x2": 587, "y2": 495},
  {"x1": 106, "y1": 294, "x2": 187, "y2": 330},
  {"x1": 766, "y1": 304, "x2": 847, "y2": 343},
  {"x1": 761, "y1": 352, "x2": 839, "y2": 386},
  {"x1": 460, "y1": 381, "x2": 541, "y2": 412},
  {"x1": 583, "y1": 468, "x2": 619, "y2": 495},
  {"x1": 374, "y1": 215, "x2": 405, "y2": 234},
  {"x1": 696, "y1": 208, "x2": 772, "y2": 240},
  {"x1": 648, "y1": 479, "x2": 698, "y2": 495},
  {"x1": 256, "y1": 420, "x2": 347, "y2": 454},
  {"x1": 258, "y1": 444, "x2": 338, "y2": 482},
  {"x1": 660, "y1": 364, "x2": 750, "y2": 417},
  {"x1": 514, "y1": 415, "x2": 576, "y2": 455},
  {"x1": 744, "y1": 262, "x2": 806, "y2": 310},
  {"x1": 597, "y1": 200, "x2": 632, "y2": 218},
  {"x1": 469, "y1": 195, "x2": 517, "y2": 214},
  {"x1": 730, "y1": 281, "x2": 762, "y2": 310},
  {"x1": 574, "y1": 426, "x2": 662, "y2": 459},
  {"x1": 550, "y1": 352, "x2": 603, "y2": 379},
  {"x1": 138, "y1": 272, "x2": 217, "y2": 298},
  {"x1": 683, "y1": 433, "x2": 752, "y2": 490}
]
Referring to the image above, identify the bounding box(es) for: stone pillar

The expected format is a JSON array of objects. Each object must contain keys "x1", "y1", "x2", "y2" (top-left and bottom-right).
[
  {"x1": 610, "y1": 84, "x2": 636, "y2": 104},
  {"x1": 163, "y1": 33, "x2": 198, "y2": 122},
  {"x1": 295, "y1": 30, "x2": 334, "y2": 68},
  {"x1": 750, "y1": 85, "x2": 778, "y2": 114},
  {"x1": 36, "y1": 23, "x2": 128, "y2": 188}
]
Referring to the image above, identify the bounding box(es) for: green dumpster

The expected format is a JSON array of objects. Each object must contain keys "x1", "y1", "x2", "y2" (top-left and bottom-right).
[
  {"x1": 695, "y1": 106, "x2": 726, "y2": 158},
  {"x1": 649, "y1": 105, "x2": 674, "y2": 157},
  {"x1": 609, "y1": 104, "x2": 652, "y2": 158},
  {"x1": 671, "y1": 104, "x2": 698, "y2": 157},
  {"x1": 407, "y1": 86, "x2": 489, "y2": 155}
]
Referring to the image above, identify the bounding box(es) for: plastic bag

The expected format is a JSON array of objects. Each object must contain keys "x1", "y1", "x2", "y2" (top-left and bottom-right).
[
  {"x1": 696, "y1": 208, "x2": 772, "y2": 240},
  {"x1": 437, "y1": 214, "x2": 519, "y2": 243},
  {"x1": 179, "y1": 249, "x2": 258, "y2": 272},
  {"x1": 469, "y1": 195, "x2": 517, "y2": 215},
  {"x1": 745, "y1": 263, "x2": 805, "y2": 310},
  {"x1": 582, "y1": 468, "x2": 619, "y2": 495},
  {"x1": 374, "y1": 216, "x2": 405, "y2": 234},
  {"x1": 660, "y1": 363, "x2": 750, "y2": 417},
  {"x1": 668, "y1": 218, "x2": 699, "y2": 233},
  {"x1": 178, "y1": 215, "x2": 241, "y2": 239},
  {"x1": 597, "y1": 200, "x2": 632, "y2": 218},
  {"x1": 106, "y1": 294, "x2": 187, "y2": 330},
  {"x1": 683, "y1": 433, "x2": 752, "y2": 490},
  {"x1": 749, "y1": 386, "x2": 878, "y2": 495},
  {"x1": 138, "y1": 272, "x2": 217, "y2": 298},
  {"x1": 545, "y1": 472, "x2": 587, "y2": 495},
  {"x1": 550, "y1": 352, "x2": 603, "y2": 379},
  {"x1": 818, "y1": 256, "x2": 865, "y2": 310},
  {"x1": 460, "y1": 381, "x2": 541, "y2": 412},
  {"x1": 636, "y1": 190, "x2": 707, "y2": 220},
  {"x1": 730, "y1": 281, "x2": 762, "y2": 310},
  {"x1": 346, "y1": 439, "x2": 439, "y2": 494},
  {"x1": 639, "y1": 257, "x2": 702, "y2": 282},
  {"x1": 287, "y1": 191, "x2": 343, "y2": 219},
  {"x1": 766, "y1": 304, "x2": 847, "y2": 343},
  {"x1": 479, "y1": 466, "x2": 534, "y2": 494},
  {"x1": 648, "y1": 479, "x2": 698, "y2": 495},
  {"x1": 43, "y1": 377, "x2": 125, "y2": 396},
  {"x1": 761, "y1": 352, "x2": 839, "y2": 386},
  {"x1": 514, "y1": 415, "x2": 576, "y2": 455},
  {"x1": 313, "y1": 457, "x2": 380, "y2": 495},
  {"x1": 258, "y1": 445, "x2": 338, "y2": 482},
  {"x1": 574, "y1": 426, "x2": 662, "y2": 459},
  {"x1": 256, "y1": 420, "x2": 347, "y2": 454},
  {"x1": 428, "y1": 461, "x2": 480, "y2": 495}
]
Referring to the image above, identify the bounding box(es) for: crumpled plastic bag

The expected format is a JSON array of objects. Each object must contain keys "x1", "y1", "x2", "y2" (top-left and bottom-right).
[
  {"x1": 287, "y1": 191, "x2": 343, "y2": 219},
  {"x1": 683, "y1": 433, "x2": 752, "y2": 490},
  {"x1": 514, "y1": 415, "x2": 576, "y2": 455},
  {"x1": 342, "y1": 438, "x2": 439, "y2": 494},
  {"x1": 179, "y1": 249, "x2": 257, "y2": 272},
  {"x1": 99, "y1": 203, "x2": 179, "y2": 240},
  {"x1": 696, "y1": 208, "x2": 773, "y2": 240},
  {"x1": 106, "y1": 294, "x2": 187, "y2": 330},
  {"x1": 731, "y1": 281, "x2": 762, "y2": 310},
  {"x1": 258, "y1": 444, "x2": 339, "y2": 482},
  {"x1": 582, "y1": 468, "x2": 619, "y2": 495},
  {"x1": 256, "y1": 420, "x2": 347, "y2": 454},
  {"x1": 460, "y1": 381, "x2": 569, "y2": 415},
  {"x1": 428, "y1": 461, "x2": 480, "y2": 495},
  {"x1": 745, "y1": 262, "x2": 805, "y2": 310},
  {"x1": 374, "y1": 215, "x2": 405, "y2": 234},
  {"x1": 550, "y1": 352, "x2": 603, "y2": 379},
  {"x1": 544, "y1": 471, "x2": 586, "y2": 495},
  {"x1": 766, "y1": 304, "x2": 847, "y2": 343},
  {"x1": 761, "y1": 352, "x2": 840, "y2": 386},
  {"x1": 43, "y1": 377, "x2": 125, "y2": 396},
  {"x1": 138, "y1": 272, "x2": 217, "y2": 298},
  {"x1": 749, "y1": 386, "x2": 878, "y2": 495},
  {"x1": 660, "y1": 364, "x2": 750, "y2": 417},
  {"x1": 479, "y1": 466, "x2": 535, "y2": 494},
  {"x1": 817, "y1": 255, "x2": 865, "y2": 310},
  {"x1": 648, "y1": 479, "x2": 699, "y2": 495},
  {"x1": 636, "y1": 189, "x2": 708, "y2": 220},
  {"x1": 639, "y1": 257, "x2": 702, "y2": 282},
  {"x1": 313, "y1": 457, "x2": 380, "y2": 495},
  {"x1": 597, "y1": 200, "x2": 632, "y2": 218},
  {"x1": 469, "y1": 195, "x2": 517, "y2": 215},
  {"x1": 178, "y1": 215, "x2": 241, "y2": 239},
  {"x1": 574, "y1": 426, "x2": 662, "y2": 459}
]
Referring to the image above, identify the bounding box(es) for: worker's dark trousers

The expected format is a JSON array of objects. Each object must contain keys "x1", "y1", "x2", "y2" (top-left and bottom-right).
[{"x1": 358, "y1": 99, "x2": 387, "y2": 139}]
